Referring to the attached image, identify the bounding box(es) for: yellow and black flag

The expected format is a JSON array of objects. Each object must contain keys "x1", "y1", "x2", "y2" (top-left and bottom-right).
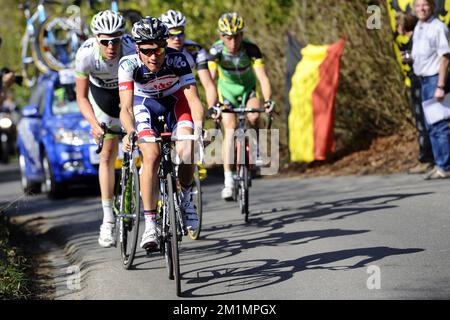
[
  {"x1": 285, "y1": 33, "x2": 345, "y2": 163},
  {"x1": 387, "y1": 0, "x2": 450, "y2": 24}
]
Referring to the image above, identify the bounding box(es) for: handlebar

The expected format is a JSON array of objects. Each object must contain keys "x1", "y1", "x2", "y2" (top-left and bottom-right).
[
  {"x1": 139, "y1": 134, "x2": 196, "y2": 144},
  {"x1": 139, "y1": 133, "x2": 205, "y2": 164},
  {"x1": 208, "y1": 103, "x2": 273, "y2": 130},
  {"x1": 95, "y1": 122, "x2": 126, "y2": 154}
]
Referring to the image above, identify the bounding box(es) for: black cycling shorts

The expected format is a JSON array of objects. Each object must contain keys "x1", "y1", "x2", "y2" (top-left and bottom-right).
[{"x1": 89, "y1": 82, "x2": 120, "y2": 118}]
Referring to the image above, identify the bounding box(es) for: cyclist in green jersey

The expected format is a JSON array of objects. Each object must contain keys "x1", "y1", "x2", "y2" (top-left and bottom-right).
[{"x1": 208, "y1": 12, "x2": 275, "y2": 200}]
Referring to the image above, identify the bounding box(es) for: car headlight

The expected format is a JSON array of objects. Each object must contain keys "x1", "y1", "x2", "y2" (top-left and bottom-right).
[
  {"x1": 0, "y1": 117, "x2": 12, "y2": 129},
  {"x1": 53, "y1": 128, "x2": 95, "y2": 146}
]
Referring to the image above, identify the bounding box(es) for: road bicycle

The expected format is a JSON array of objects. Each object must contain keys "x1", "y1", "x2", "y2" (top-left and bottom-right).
[
  {"x1": 96, "y1": 123, "x2": 141, "y2": 269},
  {"x1": 210, "y1": 97, "x2": 273, "y2": 222},
  {"x1": 142, "y1": 116, "x2": 198, "y2": 297}
]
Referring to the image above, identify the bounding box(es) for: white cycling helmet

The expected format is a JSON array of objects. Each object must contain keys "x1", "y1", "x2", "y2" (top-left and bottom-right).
[
  {"x1": 160, "y1": 9, "x2": 186, "y2": 29},
  {"x1": 90, "y1": 10, "x2": 125, "y2": 35}
]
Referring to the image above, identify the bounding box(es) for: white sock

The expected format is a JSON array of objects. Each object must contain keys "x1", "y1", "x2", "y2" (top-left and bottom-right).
[
  {"x1": 144, "y1": 210, "x2": 156, "y2": 231},
  {"x1": 224, "y1": 171, "x2": 233, "y2": 187},
  {"x1": 181, "y1": 185, "x2": 191, "y2": 202},
  {"x1": 102, "y1": 199, "x2": 114, "y2": 224}
]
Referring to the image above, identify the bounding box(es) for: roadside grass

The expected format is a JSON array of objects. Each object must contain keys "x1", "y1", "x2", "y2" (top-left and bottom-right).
[{"x1": 0, "y1": 212, "x2": 32, "y2": 300}]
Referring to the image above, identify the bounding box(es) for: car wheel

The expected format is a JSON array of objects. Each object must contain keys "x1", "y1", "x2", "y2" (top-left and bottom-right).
[
  {"x1": 42, "y1": 152, "x2": 65, "y2": 199},
  {"x1": 19, "y1": 154, "x2": 41, "y2": 195}
]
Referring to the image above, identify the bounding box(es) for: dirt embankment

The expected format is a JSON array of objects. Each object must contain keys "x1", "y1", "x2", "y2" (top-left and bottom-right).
[{"x1": 278, "y1": 129, "x2": 420, "y2": 178}]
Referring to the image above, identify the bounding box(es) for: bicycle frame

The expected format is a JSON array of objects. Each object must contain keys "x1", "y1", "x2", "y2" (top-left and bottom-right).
[
  {"x1": 154, "y1": 132, "x2": 195, "y2": 240},
  {"x1": 20, "y1": 0, "x2": 49, "y2": 86},
  {"x1": 117, "y1": 133, "x2": 138, "y2": 221},
  {"x1": 111, "y1": 0, "x2": 119, "y2": 12},
  {"x1": 21, "y1": 0, "x2": 61, "y2": 63}
]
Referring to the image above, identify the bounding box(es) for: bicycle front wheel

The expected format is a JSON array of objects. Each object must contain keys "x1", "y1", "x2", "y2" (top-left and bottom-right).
[
  {"x1": 188, "y1": 166, "x2": 203, "y2": 240},
  {"x1": 161, "y1": 190, "x2": 174, "y2": 280},
  {"x1": 167, "y1": 173, "x2": 181, "y2": 296},
  {"x1": 239, "y1": 165, "x2": 249, "y2": 221},
  {"x1": 119, "y1": 165, "x2": 141, "y2": 269}
]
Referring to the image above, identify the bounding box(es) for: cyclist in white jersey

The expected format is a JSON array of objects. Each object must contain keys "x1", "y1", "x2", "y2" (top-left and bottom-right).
[
  {"x1": 160, "y1": 10, "x2": 218, "y2": 108},
  {"x1": 75, "y1": 10, "x2": 135, "y2": 248}
]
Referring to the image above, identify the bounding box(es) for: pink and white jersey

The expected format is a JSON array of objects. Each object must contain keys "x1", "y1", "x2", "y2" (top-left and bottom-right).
[{"x1": 118, "y1": 47, "x2": 196, "y2": 98}]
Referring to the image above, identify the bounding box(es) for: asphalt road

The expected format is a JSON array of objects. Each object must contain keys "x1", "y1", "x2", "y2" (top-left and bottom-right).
[{"x1": 1, "y1": 161, "x2": 450, "y2": 300}]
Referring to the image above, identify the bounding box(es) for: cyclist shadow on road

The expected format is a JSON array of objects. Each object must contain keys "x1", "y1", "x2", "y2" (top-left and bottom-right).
[
  {"x1": 249, "y1": 192, "x2": 433, "y2": 223},
  {"x1": 201, "y1": 192, "x2": 433, "y2": 236},
  {"x1": 181, "y1": 246, "x2": 424, "y2": 298},
  {"x1": 177, "y1": 192, "x2": 429, "y2": 297}
]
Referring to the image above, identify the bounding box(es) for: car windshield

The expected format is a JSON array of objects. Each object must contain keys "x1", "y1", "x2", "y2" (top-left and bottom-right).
[{"x1": 52, "y1": 84, "x2": 79, "y2": 115}]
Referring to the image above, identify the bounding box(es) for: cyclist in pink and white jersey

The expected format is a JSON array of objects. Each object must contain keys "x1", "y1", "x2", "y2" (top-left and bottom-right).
[{"x1": 118, "y1": 17, "x2": 204, "y2": 250}]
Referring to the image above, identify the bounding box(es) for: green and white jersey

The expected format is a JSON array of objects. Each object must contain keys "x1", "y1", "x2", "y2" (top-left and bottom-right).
[{"x1": 75, "y1": 34, "x2": 135, "y2": 89}]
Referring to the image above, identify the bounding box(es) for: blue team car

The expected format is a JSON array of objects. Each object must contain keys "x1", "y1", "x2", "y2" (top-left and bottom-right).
[{"x1": 17, "y1": 71, "x2": 101, "y2": 198}]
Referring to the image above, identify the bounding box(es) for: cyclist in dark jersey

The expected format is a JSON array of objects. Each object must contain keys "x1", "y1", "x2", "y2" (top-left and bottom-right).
[
  {"x1": 75, "y1": 10, "x2": 135, "y2": 248},
  {"x1": 160, "y1": 9, "x2": 218, "y2": 108},
  {"x1": 208, "y1": 12, "x2": 275, "y2": 200},
  {"x1": 119, "y1": 17, "x2": 204, "y2": 250}
]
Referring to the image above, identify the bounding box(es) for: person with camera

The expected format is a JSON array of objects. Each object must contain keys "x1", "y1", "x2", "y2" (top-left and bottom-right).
[
  {"x1": 0, "y1": 38, "x2": 22, "y2": 108},
  {"x1": 0, "y1": 36, "x2": 23, "y2": 163}
]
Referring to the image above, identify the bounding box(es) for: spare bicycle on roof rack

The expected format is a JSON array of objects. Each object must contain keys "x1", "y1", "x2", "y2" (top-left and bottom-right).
[{"x1": 19, "y1": 0, "x2": 88, "y2": 87}]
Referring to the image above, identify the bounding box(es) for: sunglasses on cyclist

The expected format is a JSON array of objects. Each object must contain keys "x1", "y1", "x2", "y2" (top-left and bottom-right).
[
  {"x1": 169, "y1": 32, "x2": 185, "y2": 38},
  {"x1": 98, "y1": 36, "x2": 122, "y2": 46},
  {"x1": 169, "y1": 28, "x2": 185, "y2": 38},
  {"x1": 139, "y1": 47, "x2": 165, "y2": 56}
]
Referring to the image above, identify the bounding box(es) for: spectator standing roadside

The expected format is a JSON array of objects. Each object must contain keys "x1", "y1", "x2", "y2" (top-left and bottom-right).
[
  {"x1": 411, "y1": 0, "x2": 450, "y2": 179},
  {"x1": 397, "y1": 12, "x2": 435, "y2": 174},
  {"x1": 0, "y1": 37, "x2": 16, "y2": 108}
]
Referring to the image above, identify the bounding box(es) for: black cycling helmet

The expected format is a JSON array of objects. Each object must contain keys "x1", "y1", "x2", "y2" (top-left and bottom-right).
[{"x1": 131, "y1": 17, "x2": 169, "y2": 44}]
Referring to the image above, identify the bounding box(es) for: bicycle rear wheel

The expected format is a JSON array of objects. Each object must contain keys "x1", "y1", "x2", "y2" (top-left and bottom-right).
[
  {"x1": 167, "y1": 173, "x2": 181, "y2": 296},
  {"x1": 119, "y1": 165, "x2": 140, "y2": 269},
  {"x1": 34, "y1": 16, "x2": 82, "y2": 71},
  {"x1": 188, "y1": 166, "x2": 202, "y2": 240}
]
